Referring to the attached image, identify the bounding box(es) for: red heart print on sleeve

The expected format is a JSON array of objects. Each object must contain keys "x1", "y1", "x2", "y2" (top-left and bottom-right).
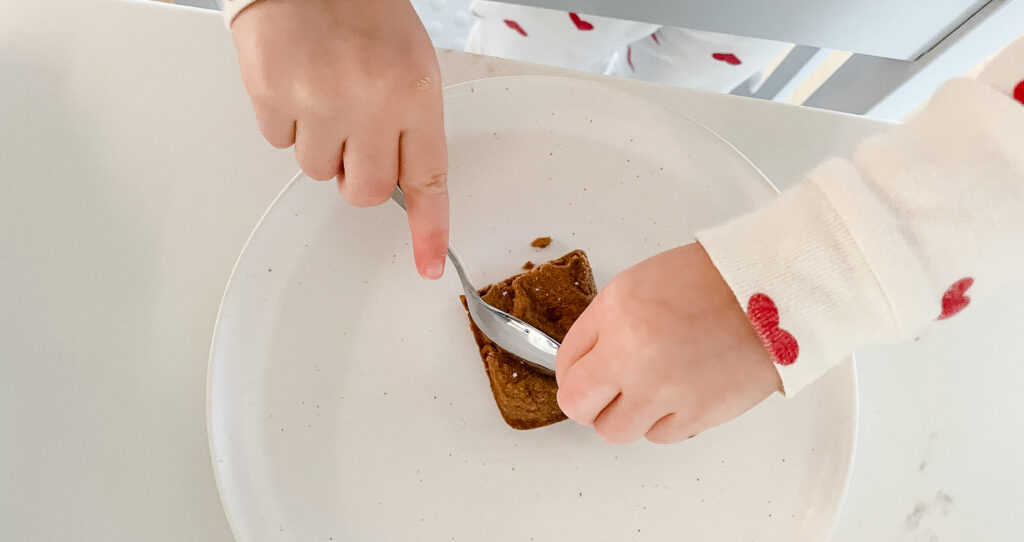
[
  {"x1": 712, "y1": 53, "x2": 742, "y2": 65},
  {"x1": 938, "y1": 277, "x2": 973, "y2": 320},
  {"x1": 746, "y1": 293, "x2": 799, "y2": 366},
  {"x1": 569, "y1": 13, "x2": 594, "y2": 31},
  {"x1": 1013, "y1": 80, "x2": 1024, "y2": 105},
  {"x1": 504, "y1": 19, "x2": 527, "y2": 37}
]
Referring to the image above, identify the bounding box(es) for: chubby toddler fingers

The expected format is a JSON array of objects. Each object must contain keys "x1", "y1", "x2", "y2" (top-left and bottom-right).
[
  {"x1": 339, "y1": 127, "x2": 400, "y2": 207},
  {"x1": 556, "y1": 349, "x2": 620, "y2": 427}
]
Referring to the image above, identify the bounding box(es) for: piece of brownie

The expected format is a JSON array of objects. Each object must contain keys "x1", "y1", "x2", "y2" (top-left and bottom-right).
[{"x1": 461, "y1": 250, "x2": 598, "y2": 430}]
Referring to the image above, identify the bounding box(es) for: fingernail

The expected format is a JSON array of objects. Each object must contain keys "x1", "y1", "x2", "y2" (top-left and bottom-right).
[{"x1": 425, "y1": 260, "x2": 445, "y2": 280}]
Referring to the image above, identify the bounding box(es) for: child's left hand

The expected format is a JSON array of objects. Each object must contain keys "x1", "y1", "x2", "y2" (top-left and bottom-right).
[{"x1": 555, "y1": 243, "x2": 782, "y2": 444}]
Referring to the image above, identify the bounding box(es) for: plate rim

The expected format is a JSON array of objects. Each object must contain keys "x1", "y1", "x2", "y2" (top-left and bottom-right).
[{"x1": 206, "y1": 74, "x2": 858, "y2": 541}]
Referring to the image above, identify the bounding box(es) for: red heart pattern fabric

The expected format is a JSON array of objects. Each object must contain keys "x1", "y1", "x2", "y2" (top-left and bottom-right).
[
  {"x1": 568, "y1": 12, "x2": 594, "y2": 31},
  {"x1": 746, "y1": 293, "x2": 799, "y2": 366},
  {"x1": 504, "y1": 19, "x2": 527, "y2": 37},
  {"x1": 938, "y1": 278, "x2": 974, "y2": 320},
  {"x1": 712, "y1": 53, "x2": 742, "y2": 65}
]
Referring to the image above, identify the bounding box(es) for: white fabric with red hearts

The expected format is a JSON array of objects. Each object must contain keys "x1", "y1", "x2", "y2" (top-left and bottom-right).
[{"x1": 698, "y1": 35, "x2": 1024, "y2": 395}]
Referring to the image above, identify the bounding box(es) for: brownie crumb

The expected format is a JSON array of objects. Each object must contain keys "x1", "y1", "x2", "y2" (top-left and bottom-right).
[
  {"x1": 531, "y1": 237, "x2": 552, "y2": 249},
  {"x1": 522, "y1": 261, "x2": 535, "y2": 270}
]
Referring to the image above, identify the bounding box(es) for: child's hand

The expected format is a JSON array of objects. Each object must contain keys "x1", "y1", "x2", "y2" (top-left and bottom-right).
[
  {"x1": 556, "y1": 243, "x2": 782, "y2": 444},
  {"x1": 231, "y1": 0, "x2": 448, "y2": 279}
]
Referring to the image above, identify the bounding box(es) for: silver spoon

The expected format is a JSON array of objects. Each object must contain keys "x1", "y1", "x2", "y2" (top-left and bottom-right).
[{"x1": 390, "y1": 187, "x2": 560, "y2": 374}]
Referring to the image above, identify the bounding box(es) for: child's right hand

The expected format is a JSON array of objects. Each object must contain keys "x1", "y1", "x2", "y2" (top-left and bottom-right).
[
  {"x1": 555, "y1": 243, "x2": 781, "y2": 444},
  {"x1": 231, "y1": 0, "x2": 449, "y2": 279}
]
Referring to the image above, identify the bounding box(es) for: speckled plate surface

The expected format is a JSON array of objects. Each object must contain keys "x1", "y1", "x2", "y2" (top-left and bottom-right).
[{"x1": 208, "y1": 76, "x2": 857, "y2": 541}]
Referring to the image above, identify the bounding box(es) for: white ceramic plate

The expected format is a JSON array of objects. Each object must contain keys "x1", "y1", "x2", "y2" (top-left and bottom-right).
[{"x1": 208, "y1": 76, "x2": 856, "y2": 541}]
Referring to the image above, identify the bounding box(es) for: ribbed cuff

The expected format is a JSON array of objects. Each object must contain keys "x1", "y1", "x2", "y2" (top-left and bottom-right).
[{"x1": 696, "y1": 164, "x2": 918, "y2": 395}]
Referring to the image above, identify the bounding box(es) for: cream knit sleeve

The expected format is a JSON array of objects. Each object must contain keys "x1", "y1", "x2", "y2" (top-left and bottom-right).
[{"x1": 696, "y1": 35, "x2": 1024, "y2": 395}]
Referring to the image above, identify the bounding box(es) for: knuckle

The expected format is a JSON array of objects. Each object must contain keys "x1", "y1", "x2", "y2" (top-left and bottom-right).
[
  {"x1": 652, "y1": 384, "x2": 681, "y2": 407},
  {"x1": 423, "y1": 171, "x2": 449, "y2": 191},
  {"x1": 596, "y1": 281, "x2": 627, "y2": 310},
  {"x1": 405, "y1": 171, "x2": 448, "y2": 196},
  {"x1": 297, "y1": 79, "x2": 387, "y2": 118},
  {"x1": 292, "y1": 83, "x2": 338, "y2": 114}
]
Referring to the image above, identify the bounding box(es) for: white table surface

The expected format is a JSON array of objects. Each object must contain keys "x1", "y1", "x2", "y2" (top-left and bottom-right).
[{"x1": 2, "y1": 1, "x2": 1021, "y2": 540}]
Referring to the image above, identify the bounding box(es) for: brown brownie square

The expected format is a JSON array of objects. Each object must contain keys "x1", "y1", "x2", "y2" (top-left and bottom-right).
[{"x1": 461, "y1": 250, "x2": 598, "y2": 429}]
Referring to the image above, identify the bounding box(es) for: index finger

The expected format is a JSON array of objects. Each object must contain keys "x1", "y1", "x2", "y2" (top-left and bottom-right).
[
  {"x1": 555, "y1": 296, "x2": 601, "y2": 385},
  {"x1": 398, "y1": 106, "x2": 449, "y2": 280}
]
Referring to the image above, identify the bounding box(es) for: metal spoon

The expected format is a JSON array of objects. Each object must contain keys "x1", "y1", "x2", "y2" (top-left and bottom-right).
[{"x1": 390, "y1": 187, "x2": 560, "y2": 374}]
